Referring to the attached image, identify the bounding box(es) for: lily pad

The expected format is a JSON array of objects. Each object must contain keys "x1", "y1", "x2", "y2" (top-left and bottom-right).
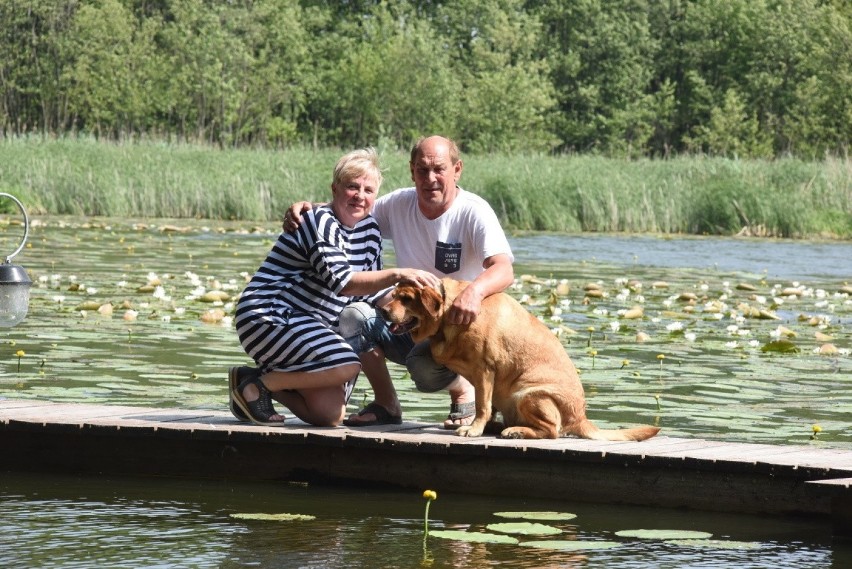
[
  {"x1": 428, "y1": 530, "x2": 518, "y2": 544},
  {"x1": 230, "y1": 512, "x2": 316, "y2": 521},
  {"x1": 760, "y1": 340, "x2": 800, "y2": 353},
  {"x1": 486, "y1": 522, "x2": 562, "y2": 536},
  {"x1": 493, "y1": 511, "x2": 578, "y2": 521},
  {"x1": 518, "y1": 540, "x2": 622, "y2": 551},
  {"x1": 615, "y1": 529, "x2": 712, "y2": 540},
  {"x1": 668, "y1": 539, "x2": 761, "y2": 549}
]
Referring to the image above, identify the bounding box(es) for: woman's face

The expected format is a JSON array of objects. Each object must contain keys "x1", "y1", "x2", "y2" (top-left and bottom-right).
[{"x1": 331, "y1": 172, "x2": 379, "y2": 228}]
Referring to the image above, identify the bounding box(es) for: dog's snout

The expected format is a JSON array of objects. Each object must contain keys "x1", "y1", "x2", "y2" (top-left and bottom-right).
[{"x1": 378, "y1": 306, "x2": 391, "y2": 321}]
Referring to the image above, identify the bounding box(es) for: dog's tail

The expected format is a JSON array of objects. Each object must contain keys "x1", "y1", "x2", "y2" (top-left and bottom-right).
[{"x1": 570, "y1": 419, "x2": 660, "y2": 442}]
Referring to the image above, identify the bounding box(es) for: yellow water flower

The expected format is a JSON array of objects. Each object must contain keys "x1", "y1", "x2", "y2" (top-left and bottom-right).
[
  {"x1": 811, "y1": 424, "x2": 823, "y2": 440},
  {"x1": 422, "y1": 490, "x2": 437, "y2": 537},
  {"x1": 15, "y1": 349, "x2": 25, "y2": 373}
]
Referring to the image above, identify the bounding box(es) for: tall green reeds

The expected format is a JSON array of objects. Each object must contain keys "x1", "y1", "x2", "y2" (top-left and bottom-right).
[{"x1": 1, "y1": 136, "x2": 849, "y2": 238}]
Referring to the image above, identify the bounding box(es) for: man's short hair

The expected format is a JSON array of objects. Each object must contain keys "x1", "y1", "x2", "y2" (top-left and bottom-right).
[{"x1": 410, "y1": 136, "x2": 460, "y2": 165}]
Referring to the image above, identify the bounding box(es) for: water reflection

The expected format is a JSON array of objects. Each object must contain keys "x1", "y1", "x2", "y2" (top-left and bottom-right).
[{"x1": 1, "y1": 470, "x2": 848, "y2": 569}]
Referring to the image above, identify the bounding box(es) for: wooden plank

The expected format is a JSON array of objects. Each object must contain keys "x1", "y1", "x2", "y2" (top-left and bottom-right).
[
  {"x1": 808, "y1": 477, "x2": 852, "y2": 488},
  {"x1": 3, "y1": 399, "x2": 852, "y2": 538},
  {"x1": 753, "y1": 450, "x2": 852, "y2": 470}
]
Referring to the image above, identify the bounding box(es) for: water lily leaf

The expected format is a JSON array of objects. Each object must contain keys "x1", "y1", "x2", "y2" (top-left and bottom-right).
[
  {"x1": 486, "y1": 522, "x2": 562, "y2": 535},
  {"x1": 817, "y1": 343, "x2": 839, "y2": 355},
  {"x1": 615, "y1": 529, "x2": 712, "y2": 540},
  {"x1": 622, "y1": 306, "x2": 644, "y2": 319},
  {"x1": 668, "y1": 539, "x2": 761, "y2": 549},
  {"x1": 428, "y1": 530, "x2": 518, "y2": 544},
  {"x1": 760, "y1": 340, "x2": 800, "y2": 353},
  {"x1": 200, "y1": 290, "x2": 230, "y2": 303},
  {"x1": 493, "y1": 511, "x2": 577, "y2": 521},
  {"x1": 518, "y1": 540, "x2": 622, "y2": 551},
  {"x1": 230, "y1": 512, "x2": 315, "y2": 521}
]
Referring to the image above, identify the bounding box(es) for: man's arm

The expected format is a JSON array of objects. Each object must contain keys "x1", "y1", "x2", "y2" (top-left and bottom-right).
[{"x1": 446, "y1": 253, "x2": 514, "y2": 326}]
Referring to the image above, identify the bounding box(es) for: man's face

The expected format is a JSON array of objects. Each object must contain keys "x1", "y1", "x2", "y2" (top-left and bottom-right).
[{"x1": 409, "y1": 139, "x2": 461, "y2": 216}]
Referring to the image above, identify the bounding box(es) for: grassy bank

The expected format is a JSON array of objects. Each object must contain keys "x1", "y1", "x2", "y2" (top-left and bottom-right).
[{"x1": 1, "y1": 136, "x2": 850, "y2": 238}]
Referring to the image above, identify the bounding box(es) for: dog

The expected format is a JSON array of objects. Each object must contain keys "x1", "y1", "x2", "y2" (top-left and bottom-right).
[{"x1": 382, "y1": 278, "x2": 660, "y2": 441}]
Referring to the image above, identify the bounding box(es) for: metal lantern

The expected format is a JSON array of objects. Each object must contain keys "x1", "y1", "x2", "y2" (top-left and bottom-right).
[{"x1": 0, "y1": 193, "x2": 32, "y2": 327}]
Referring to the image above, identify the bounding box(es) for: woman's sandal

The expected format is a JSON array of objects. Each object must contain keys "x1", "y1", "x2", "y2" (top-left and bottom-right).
[{"x1": 232, "y1": 376, "x2": 286, "y2": 427}]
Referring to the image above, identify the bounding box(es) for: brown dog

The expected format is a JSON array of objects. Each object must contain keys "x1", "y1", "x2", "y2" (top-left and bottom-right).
[{"x1": 382, "y1": 278, "x2": 660, "y2": 441}]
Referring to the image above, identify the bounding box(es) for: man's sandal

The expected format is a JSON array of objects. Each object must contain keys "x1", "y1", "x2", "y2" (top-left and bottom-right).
[
  {"x1": 443, "y1": 401, "x2": 475, "y2": 430},
  {"x1": 342, "y1": 402, "x2": 402, "y2": 427},
  {"x1": 232, "y1": 374, "x2": 286, "y2": 427}
]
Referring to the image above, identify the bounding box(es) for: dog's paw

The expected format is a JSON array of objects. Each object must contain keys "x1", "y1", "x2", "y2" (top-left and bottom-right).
[
  {"x1": 456, "y1": 425, "x2": 484, "y2": 437},
  {"x1": 499, "y1": 428, "x2": 526, "y2": 439}
]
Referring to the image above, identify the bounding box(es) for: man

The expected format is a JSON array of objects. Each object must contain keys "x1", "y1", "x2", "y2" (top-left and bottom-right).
[{"x1": 283, "y1": 135, "x2": 514, "y2": 428}]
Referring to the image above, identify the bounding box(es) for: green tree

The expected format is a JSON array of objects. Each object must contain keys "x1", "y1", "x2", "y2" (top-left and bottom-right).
[
  {"x1": 685, "y1": 88, "x2": 773, "y2": 157},
  {"x1": 531, "y1": 0, "x2": 659, "y2": 155},
  {"x1": 0, "y1": 0, "x2": 77, "y2": 133},
  {"x1": 436, "y1": 0, "x2": 557, "y2": 152},
  {"x1": 217, "y1": 0, "x2": 309, "y2": 146},
  {"x1": 63, "y1": 0, "x2": 160, "y2": 136},
  {"x1": 665, "y1": 0, "x2": 851, "y2": 157},
  {"x1": 301, "y1": 2, "x2": 460, "y2": 149}
]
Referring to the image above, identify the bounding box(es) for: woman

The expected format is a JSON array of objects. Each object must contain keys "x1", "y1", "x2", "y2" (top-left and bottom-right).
[{"x1": 232, "y1": 148, "x2": 439, "y2": 427}]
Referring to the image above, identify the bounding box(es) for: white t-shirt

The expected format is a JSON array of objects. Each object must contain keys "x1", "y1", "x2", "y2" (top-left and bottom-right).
[{"x1": 372, "y1": 187, "x2": 513, "y2": 281}]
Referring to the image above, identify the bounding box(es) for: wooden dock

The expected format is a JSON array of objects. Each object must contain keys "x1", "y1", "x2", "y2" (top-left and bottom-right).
[{"x1": 2, "y1": 398, "x2": 851, "y2": 536}]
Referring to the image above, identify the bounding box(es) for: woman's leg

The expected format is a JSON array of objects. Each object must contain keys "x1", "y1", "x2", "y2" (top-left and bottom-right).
[
  {"x1": 240, "y1": 362, "x2": 360, "y2": 426},
  {"x1": 274, "y1": 384, "x2": 349, "y2": 427},
  {"x1": 236, "y1": 309, "x2": 363, "y2": 426}
]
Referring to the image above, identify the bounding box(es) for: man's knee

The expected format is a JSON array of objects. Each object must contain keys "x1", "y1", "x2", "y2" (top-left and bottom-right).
[
  {"x1": 406, "y1": 345, "x2": 456, "y2": 393},
  {"x1": 337, "y1": 302, "x2": 374, "y2": 338}
]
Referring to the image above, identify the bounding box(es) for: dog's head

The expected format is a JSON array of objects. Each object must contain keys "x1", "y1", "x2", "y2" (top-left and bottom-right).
[{"x1": 381, "y1": 282, "x2": 445, "y2": 342}]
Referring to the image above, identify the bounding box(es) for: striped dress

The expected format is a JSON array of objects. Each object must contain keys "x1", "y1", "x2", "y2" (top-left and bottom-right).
[{"x1": 235, "y1": 206, "x2": 384, "y2": 379}]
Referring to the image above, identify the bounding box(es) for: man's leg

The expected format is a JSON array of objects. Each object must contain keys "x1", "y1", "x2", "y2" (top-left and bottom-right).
[
  {"x1": 405, "y1": 342, "x2": 476, "y2": 429},
  {"x1": 337, "y1": 302, "x2": 410, "y2": 425}
]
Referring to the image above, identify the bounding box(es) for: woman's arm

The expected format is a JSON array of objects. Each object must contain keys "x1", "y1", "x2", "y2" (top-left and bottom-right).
[{"x1": 340, "y1": 267, "x2": 441, "y2": 297}]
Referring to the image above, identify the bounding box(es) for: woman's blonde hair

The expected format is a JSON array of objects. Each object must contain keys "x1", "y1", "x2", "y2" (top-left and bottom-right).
[{"x1": 333, "y1": 147, "x2": 383, "y2": 188}]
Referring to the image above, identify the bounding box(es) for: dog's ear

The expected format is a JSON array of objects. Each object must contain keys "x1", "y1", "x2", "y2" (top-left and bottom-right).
[{"x1": 418, "y1": 285, "x2": 444, "y2": 319}]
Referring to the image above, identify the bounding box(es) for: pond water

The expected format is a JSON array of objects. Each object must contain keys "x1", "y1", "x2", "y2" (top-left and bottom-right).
[
  {"x1": 1, "y1": 470, "x2": 849, "y2": 569},
  {"x1": 1, "y1": 217, "x2": 851, "y2": 567}
]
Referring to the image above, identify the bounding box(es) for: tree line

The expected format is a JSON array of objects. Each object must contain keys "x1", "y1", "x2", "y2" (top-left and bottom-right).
[{"x1": 2, "y1": 0, "x2": 849, "y2": 158}]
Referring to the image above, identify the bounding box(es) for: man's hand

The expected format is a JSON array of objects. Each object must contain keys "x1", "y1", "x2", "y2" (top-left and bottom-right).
[
  {"x1": 282, "y1": 201, "x2": 313, "y2": 232},
  {"x1": 447, "y1": 284, "x2": 484, "y2": 326}
]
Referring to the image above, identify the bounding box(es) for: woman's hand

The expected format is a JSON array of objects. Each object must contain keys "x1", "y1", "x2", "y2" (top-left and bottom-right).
[{"x1": 397, "y1": 269, "x2": 442, "y2": 290}]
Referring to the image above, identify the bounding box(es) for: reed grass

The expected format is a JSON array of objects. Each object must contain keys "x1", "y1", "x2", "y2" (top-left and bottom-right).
[{"x1": 1, "y1": 135, "x2": 849, "y2": 238}]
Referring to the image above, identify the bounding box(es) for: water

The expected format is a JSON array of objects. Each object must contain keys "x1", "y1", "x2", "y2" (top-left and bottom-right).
[
  {"x1": 1, "y1": 471, "x2": 849, "y2": 568},
  {"x1": 1, "y1": 218, "x2": 851, "y2": 567},
  {"x1": 508, "y1": 232, "x2": 852, "y2": 281}
]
